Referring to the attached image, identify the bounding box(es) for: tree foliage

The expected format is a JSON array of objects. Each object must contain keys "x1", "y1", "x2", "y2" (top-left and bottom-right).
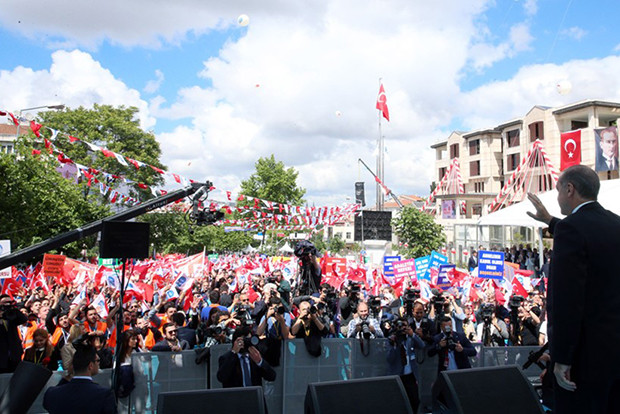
[
  {"x1": 139, "y1": 210, "x2": 252, "y2": 254},
  {"x1": 391, "y1": 206, "x2": 445, "y2": 258},
  {"x1": 39, "y1": 105, "x2": 166, "y2": 200},
  {"x1": 326, "y1": 234, "x2": 345, "y2": 256},
  {"x1": 240, "y1": 155, "x2": 305, "y2": 205},
  {"x1": 0, "y1": 148, "x2": 110, "y2": 261}
]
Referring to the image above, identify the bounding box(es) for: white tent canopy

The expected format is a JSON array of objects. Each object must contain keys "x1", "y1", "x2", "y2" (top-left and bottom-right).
[
  {"x1": 279, "y1": 243, "x2": 294, "y2": 253},
  {"x1": 478, "y1": 179, "x2": 620, "y2": 228}
]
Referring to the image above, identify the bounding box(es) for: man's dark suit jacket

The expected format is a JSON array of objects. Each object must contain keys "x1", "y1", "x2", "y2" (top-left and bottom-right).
[
  {"x1": 428, "y1": 331, "x2": 476, "y2": 372},
  {"x1": 548, "y1": 201, "x2": 620, "y2": 412},
  {"x1": 595, "y1": 155, "x2": 618, "y2": 172},
  {"x1": 0, "y1": 310, "x2": 27, "y2": 373},
  {"x1": 43, "y1": 378, "x2": 117, "y2": 414},
  {"x1": 217, "y1": 350, "x2": 276, "y2": 388}
]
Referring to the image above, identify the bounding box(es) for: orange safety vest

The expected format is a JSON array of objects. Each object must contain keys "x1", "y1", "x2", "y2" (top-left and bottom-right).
[
  {"x1": 21, "y1": 321, "x2": 38, "y2": 350},
  {"x1": 50, "y1": 326, "x2": 68, "y2": 347},
  {"x1": 83, "y1": 321, "x2": 107, "y2": 333},
  {"x1": 107, "y1": 324, "x2": 130, "y2": 350}
]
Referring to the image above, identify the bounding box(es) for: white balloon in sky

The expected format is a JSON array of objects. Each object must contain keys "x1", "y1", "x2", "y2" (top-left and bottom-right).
[
  {"x1": 238, "y1": 14, "x2": 250, "y2": 27},
  {"x1": 556, "y1": 79, "x2": 572, "y2": 95},
  {"x1": 335, "y1": 111, "x2": 342, "y2": 116}
]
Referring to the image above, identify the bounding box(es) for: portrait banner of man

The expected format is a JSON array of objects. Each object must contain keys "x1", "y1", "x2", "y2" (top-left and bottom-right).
[
  {"x1": 441, "y1": 199, "x2": 456, "y2": 219},
  {"x1": 594, "y1": 126, "x2": 619, "y2": 172}
]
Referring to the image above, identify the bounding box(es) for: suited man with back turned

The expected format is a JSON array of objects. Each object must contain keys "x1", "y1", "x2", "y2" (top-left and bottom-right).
[
  {"x1": 527, "y1": 165, "x2": 620, "y2": 414},
  {"x1": 43, "y1": 343, "x2": 117, "y2": 414}
]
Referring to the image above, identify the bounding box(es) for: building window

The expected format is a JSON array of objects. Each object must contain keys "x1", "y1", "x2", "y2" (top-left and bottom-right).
[
  {"x1": 346, "y1": 232, "x2": 351, "y2": 239},
  {"x1": 439, "y1": 167, "x2": 447, "y2": 180},
  {"x1": 507, "y1": 130, "x2": 520, "y2": 147},
  {"x1": 528, "y1": 121, "x2": 544, "y2": 141},
  {"x1": 0, "y1": 144, "x2": 14, "y2": 154},
  {"x1": 474, "y1": 181, "x2": 485, "y2": 193},
  {"x1": 507, "y1": 153, "x2": 520, "y2": 171},
  {"x1": 472, "y1": 204, "x2": 482, "y2": 215},
  {"x1": 571, "y1": 120, "x2": 588, "y2": 130},
  {"x1": 469, "y1": 139, "x2": 480, "y2": 155},
  {"x1": 436, "y1": 149, "x2": 446, "y2": 160},
  {"x1": 450, "y1": 143, "x2": 459, "y2": 159},
  {"x1": 470, "y1": 160, "x2": 480, "y2": 176}
]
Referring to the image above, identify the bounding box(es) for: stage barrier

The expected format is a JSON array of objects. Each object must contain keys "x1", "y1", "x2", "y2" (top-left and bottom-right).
[{"x1": 0, "y1": 341, "x2": 545, "y2": 413}]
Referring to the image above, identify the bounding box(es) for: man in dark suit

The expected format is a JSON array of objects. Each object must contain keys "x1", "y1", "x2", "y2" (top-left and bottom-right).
[
  {"x1": 217, "y1": 326, "x2": 276, "y2": 388},
  {"x1": 428, "y1": 316, "x2": 476, "y2": 372},
  {"x1": 43, "y1": 343, "x2": 117, "y2": 414},
  {"x1": 527, "y1": 165, "x2": 620, "y2": 413},
  {"x1": 0, "y1": 295, "x2": 27, "y2": 373},
  {"x1": 467, "y1": 250, "x2": 478, "y2": 272}
]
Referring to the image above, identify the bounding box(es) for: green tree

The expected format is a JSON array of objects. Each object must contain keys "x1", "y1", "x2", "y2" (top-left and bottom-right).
[
  {"x1": 240, "y1": 155, "x2": 305, "y2": 205},
  {"x1": 39, "y1": 105, "x2": 166, "y2": 200},
  {"x1": 391, "y1": 206, "x2": 445, "y2": 258},
  {"x1": 139, "y1": 210, "x2": 252, "y2": 254},
  {"x1": 0, "y1": 147, "x2": 110, "y2": 261},
  {"x1": 326, "y1": 234, "x2": 345, "y2": 256}
]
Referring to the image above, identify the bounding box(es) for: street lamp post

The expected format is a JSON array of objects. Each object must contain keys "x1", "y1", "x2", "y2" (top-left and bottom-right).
[{"x1": 15, "y1": 104, "x2": 65, "y2": 138}]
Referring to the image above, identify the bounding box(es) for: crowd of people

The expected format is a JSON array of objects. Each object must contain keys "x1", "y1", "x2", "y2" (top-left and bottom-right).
[{"x1": 0, "y1": 242, "x2": 551, "y2": 413}]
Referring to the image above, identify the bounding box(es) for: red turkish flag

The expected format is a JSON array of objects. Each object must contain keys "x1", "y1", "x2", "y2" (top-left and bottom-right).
[
  {"x1": 560, "y1": 130, "x2": 581, "y2": 171},
  {"x1": 376, "y1": 84, "x2": 390, "y2": 121}
]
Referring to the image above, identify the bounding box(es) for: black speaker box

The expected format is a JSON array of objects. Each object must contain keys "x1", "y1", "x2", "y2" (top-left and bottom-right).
[
  {"x1": 99, "y1": 221, "x2": 150, "y2": 259},
  {"x1": 157, "y1": 387, "x2": 266, "y2": 414},
  {"x1": 0, "y1": 361, "x2": 52, "y2": 414},
  {"x1": 432, "y1": 365, "x2": 545, "y2": 414},
  {"x1": 354, "y1": 210, "x2": 392, "y2": 241},
  {"x1": 305, "y1": 375, "x2": 413, "y2": 414}
]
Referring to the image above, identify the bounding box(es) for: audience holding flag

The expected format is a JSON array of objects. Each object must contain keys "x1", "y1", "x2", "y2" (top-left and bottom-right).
[{"x1": 0, "y1": 240, "x2": 553, "y2": 411}]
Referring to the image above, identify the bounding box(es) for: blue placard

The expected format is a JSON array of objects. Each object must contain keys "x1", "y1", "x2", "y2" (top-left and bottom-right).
[
  {"x1": 415, "y1": 255, "x2": 430, "y2": 281},
  {"x1": 478, "y1": 250, "x2": 505, "y2": 280},
  {"x1": 383, "y1": 255, "x2": 402, "y2": 277},
  {"x1": 428, "y1": 251, "x2": 449, "y2": 278},
  {"x1": 437, "y1": 264, "x2": 455, "y2": 290}
]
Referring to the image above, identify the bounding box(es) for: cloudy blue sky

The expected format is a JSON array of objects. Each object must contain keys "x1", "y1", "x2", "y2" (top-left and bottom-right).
[{"x1": 1, "y1": 0, "x2": 620, "y2": 207}]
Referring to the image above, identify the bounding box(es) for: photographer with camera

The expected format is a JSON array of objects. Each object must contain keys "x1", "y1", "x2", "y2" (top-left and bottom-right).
[
  {"x1": 510, "y1": 296, "x2": 540, "y2": 346},
  {"x1": 0, "y1": 294, "x2": 28, "y2": 373},
  {"x1": 256, "y1": 296, "x2": 291, "y2": 367},
  {"x1": 476, "y1": 303, "x2": 509, "y2": 346},
  {"x1": 411, "y1": 301, "x2": 435, "y2": 344},
  {"x1": 217, "y1": 326, "x2": 276, "y2": 388},
  {"x1": 346, "y1": 301, "x2": 383, "y2": 340},
  {"x1": 291, "y1": 301, "x2": 328, "y2": 357},
  {"x1": 270, "y1": 270, "x2": 292, "y2": 311},
  {"x1": 428, "y1": 316, "x2": 476, "y2": 373},
  {"x1": 386, "y1": 317, "x2": 426, "y2": 412},
  {"x1": 338, "y1": 281, "x2": 362, "y2": 336},
  {"x1": 294, "y1": 240, "x2": 321, "y2": 296}
]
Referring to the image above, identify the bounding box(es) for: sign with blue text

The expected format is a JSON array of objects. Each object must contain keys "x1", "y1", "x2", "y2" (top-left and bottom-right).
[{"x1": 478, "y1": 250, "x2": 505, "y2": 280}]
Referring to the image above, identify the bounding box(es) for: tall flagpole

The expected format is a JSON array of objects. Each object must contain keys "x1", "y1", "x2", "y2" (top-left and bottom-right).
[{"x1": 376, "y1": 79, "x2": 384, "y2": 211}]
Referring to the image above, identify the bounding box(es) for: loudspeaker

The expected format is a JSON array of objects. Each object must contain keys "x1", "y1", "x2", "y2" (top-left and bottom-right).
[
  {"x1": 354, "y1": 210, "x2": 392, "y2": 241},
  {"x1": 157, "y1": 387, "x2": 266, "y2": 414},
  {"x1": 355, "y1": 182, "x2": 366, "y2": 207},
  {"x1": 0, "y1": 361, "x2": 52, "y2": 414},
  {"x1": 99, "y1": 221, "x2": 150, "y2": 259},
  {"x1": 305, "y1": 376, "x2": 413, "y2": 414},
  {"x1": 432, "y1": 365, "x2": 544, "y2": 414}
]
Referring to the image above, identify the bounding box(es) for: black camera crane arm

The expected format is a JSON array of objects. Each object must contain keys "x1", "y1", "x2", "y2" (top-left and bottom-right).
[{"x1": 0, "y1": 181, "x2": 213, "y2": 269}]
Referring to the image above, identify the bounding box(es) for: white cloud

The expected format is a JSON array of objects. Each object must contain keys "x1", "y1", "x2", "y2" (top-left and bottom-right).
[
  {"x1": 144, "y1": 70, "x2": 164, "y2": 94},
  {"x1": 561, "y1": 26, "x2": 587, "y2": 41},
  {"x1": 468, "y1": 22, "x2": 533, "y2": 70},
  {"x1": 0, "y1": 50, "x2": 155, "y2": 129},
  {"x1": 523, "y1": 0, "x2": 538, "y2": 16},
  {"x1": 4, "y1": 0, "x2": 620, "y2": 208},
  {"x1": 458, "y1": 55, "x2": 620, "y2": 130}
]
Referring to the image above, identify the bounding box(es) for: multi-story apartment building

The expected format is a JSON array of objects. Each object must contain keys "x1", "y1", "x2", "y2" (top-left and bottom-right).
[
  {"x1": 0, "y1": 124, "x2": 19, "y2": 154},
  {"x1": 431, "y1": 99, "x2": 620, "y2": 258}
]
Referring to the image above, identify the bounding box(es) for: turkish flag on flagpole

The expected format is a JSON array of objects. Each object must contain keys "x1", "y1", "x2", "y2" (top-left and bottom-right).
[
  {"x1": 376, "y1": 84, "x2": 390, "y2": 121},
  {"x1": 560, "y1": 130, "x2": 581, "y2": 170}
]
